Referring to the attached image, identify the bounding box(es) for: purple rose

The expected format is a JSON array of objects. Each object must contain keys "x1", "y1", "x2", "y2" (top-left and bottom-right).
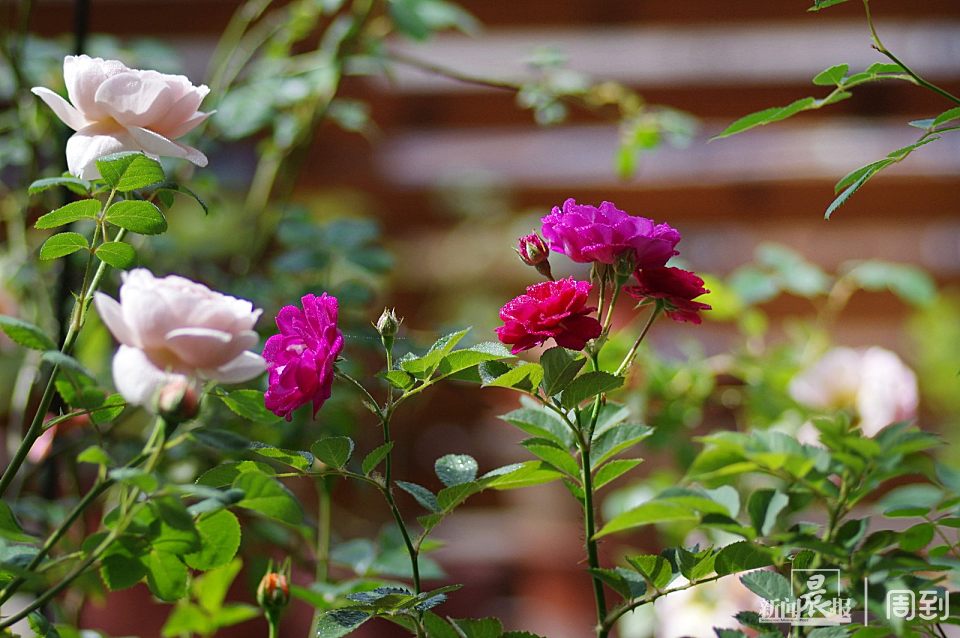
[
  {"x1": 540, "y1": 198, "x2": 681, "y2": 267},
  {"x1": 263, "y1": 293, "x2": 344, "y2": 420}
]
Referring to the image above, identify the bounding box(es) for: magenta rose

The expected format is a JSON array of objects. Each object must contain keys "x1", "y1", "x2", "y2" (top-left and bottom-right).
[
  {"x1": 540, "y1": 198, "x2": 681, "y2": 267},
  {"x1": 625, "y1": 267, "x2": 711, "y2": 324},
  {"x1": 263, "y1": 293, "x2": 344, "y2": 420},
  {"x1": 496, "y1": 277, "x2": 602, "y2": 354}
]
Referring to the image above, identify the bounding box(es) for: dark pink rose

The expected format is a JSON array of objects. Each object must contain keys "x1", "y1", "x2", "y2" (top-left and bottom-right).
[
  {"x1": 496, "y1": 277, "x2": 602, "y2": 354},
  {"x1": 263, "y1": 293, "x2": 344, "y2": 420},
  {"x1": 540, "y1": 198, "x2": 681, "y2": 267},
  {"x1": 625, "y1": 267, "x2": 711, "y2": 324}
]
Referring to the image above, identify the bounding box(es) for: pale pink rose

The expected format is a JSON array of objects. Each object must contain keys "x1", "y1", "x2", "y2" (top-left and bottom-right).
[
  {"x1": 653, "y1": 574, "x2": 758, "y2": 637},
  {"x1": 32, "y1": 55, "x2": 211, "y2": 179},
  {"x1": 94, "y1": 269, "x2": 265, "y2": 409},
  {"x1": 789, "y1": 346, "x2": 918, "y2": 437}
]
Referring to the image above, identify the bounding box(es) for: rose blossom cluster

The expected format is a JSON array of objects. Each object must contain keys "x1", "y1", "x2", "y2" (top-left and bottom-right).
[{"x1": 497, "y1": 198, "x2": 710, "y2": 353}]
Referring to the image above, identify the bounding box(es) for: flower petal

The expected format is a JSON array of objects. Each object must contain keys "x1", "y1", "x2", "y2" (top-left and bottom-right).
[
  {"x1": 113, "y1": 345, "x2": 180, "y2": 407},
  {"x1": 126, "y1": 126, "x2": 207, "y2": 167},
  {"x1": 30, "y1": 87, "x2": 89, "y2": 131},
  {"x1": 93, "y1": 292, "x2": 138, "y2": 347},
  {"x1": 164, "y1": 327, "x2": 236, "y2": 369},
  {"x1": 65, "y1": 123, "x2": 137, "y2": 179},
  {"x1": 207, "y1": 351, "x2": 266, "y2": 384},
  {"x1": 94, "y1": 71, "x2": 174, "y2": 127},
  {"x1": 64, "y1": 54, "x2": 129, "y2": 120}
]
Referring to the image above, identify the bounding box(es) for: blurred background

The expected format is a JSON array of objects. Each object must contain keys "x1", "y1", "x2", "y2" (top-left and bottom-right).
[{"x1": 2, "y1": 0, "x2": 960, "y2": 636}]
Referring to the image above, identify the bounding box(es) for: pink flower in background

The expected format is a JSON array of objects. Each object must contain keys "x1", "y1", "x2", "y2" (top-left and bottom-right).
[
  {"x1": 625, "y1": 267, "x2": 712, "y2": 324},
  {"x1": 789, "y1": 346, "x2": 918, "y2": 436},
  {"x1": 540, "y1": 198, "x2": 681, "y2": 267},
  {"x1": 263, "y1": 294, "x2": 344, "y2": 420},
  {"x1": 32, "y1": 55, "x2": 211, "y2": 179},
  {"x1": 94, "y1": 269, "x2": 265, "y2": 408},
  {"x1": 496, "y1": 277, "x2": 602, "y2": 353}
]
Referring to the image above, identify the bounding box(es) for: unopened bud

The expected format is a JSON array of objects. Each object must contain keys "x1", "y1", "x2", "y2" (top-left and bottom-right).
[
  {"x1": 257, "y1": 560, "x2": 291, "y2": 616},
  {"x1": 375, "y1": 308, "x2": 402, "y2": 353},
  {"x1": 155, "y1": 379, "x2": 200, "y2": 425},
  {"x1": 516, "y1": 232, "x2": 553, "y2": 280},
  {"x1": 613, "y1": 251, "x2": 636, "y2": 282}
]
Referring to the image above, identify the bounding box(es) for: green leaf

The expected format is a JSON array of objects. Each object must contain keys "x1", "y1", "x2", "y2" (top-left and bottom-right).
[
  {"x1": 144, "y1": 550, "x2": 188, "y2": 601},
  {"x1": 539, "y1": 347, "x2": 586, "y2": 395},
  {"x1": 560, "y1": 372, "x2": 624, "y2": 409},
  {"x1": 812, "y1": 64, "x2": 849, "y2": 86},
  {"x1": 593, "y1": 459, "x2": 642, "y2": 490},
  {"x1": 435, "y1": 454, "x2": 478, "y2": 487},
  {"x1": 482, "y1": 362, "x2": 544, "y2": 392},
  {"x1": 396, "y1": 481, "x2": 440, "y2": 512},
  {"x1": 842, "y1": 260, "x2": 936, "y2": 307},
  {"x1": 311, "y1": 436, "x2": 355, "y2": 469},
  {"x1": 499, "y1": 407, "x2": 573, "y2": 449},
  {"x1": 100, "y1": 552, "x2": 146, "y2": 591},
  {"x1": 522, "y1": 441, "x2": 579, "y2": 477},
  {"x1": 592, "y1": 424, "x2": 653, "y2": 466},
  {"x1": 39, "y1": 232, "x2": 88, "y2": 260},
  {"x1": 748, "y1": 490, "x2": 789, "y2": 536},
  {"x1": 898, "y1": 522, "x2": 935, "y2": 552},
  {"x1": 0, "y1": 502, "x2": 34, "y2": 542},
  {"x1": 362, "y1": 443, "x2": 394, "y2": 475},
  {"x1": 249, "y1": 443, "x2": 314, "y2": 471},
  {"x1": 95, "y1": 241, "x2": 136, "y2": 269},
  {"x1": 315, "y1": 609, "x2": 371, "y2": 637},
  {"x1": 233, "y1": 472, "x2": 302, "y2": 525},
  {"x1": 714, "y1": 541, "x2": 775, "y2": 576},
  {"x1": 184, "y1": 510, "x2": 241, "y2": 570},
  {"x1": 809, "y1": 0, "x2": 849, "y2": 10},
  {"x1": 34, "y1": 200, "x2": 100, "y2": 229},
  {"x1": 153, "y1": 182, "x2": 208, "y2": 214},
  {"x1": 436, "y1": 342, "x2": 514, "y2": 378},
  {"x1": 448, "y1": 617, "x2": 503, "y2": 638},
  {"x1": 383, "y1": 369, "x2": 415, "y2": 391},
  {"x1": 739, "y1": 570, "x2": 790, "y2": 602},
  {"x1": 95, "y1": 152, "x2": 165, "y2": 191},
  {"x1": 218, "y1": 389, "x2": 278, "y2": 423},
  {"x1": 0, "y1": 315, "x2": 57, "y2": 351},
  {"x1": 588, "y1": 567, "x2": 646, "y2": 600},
  {"x1": 482, "y1": 461, "x2": 562, "y2": 490},
  {"x1": 712, "y1": 97, "x2": 816, "y2": 140},
  {"x1": 89, "y1": 394, "x2": 126, "y2": 425},
  {"x1": 77, "y1": 445, "x2": 113, "y2": 467},
  {"x1": 42, "y1": 350, "x2": 94, "y2": 378},
  {"x1": 933, "y1": 106, "x2": 960, "y2": 127},
  {"x1": 104, "y1": 200, "x2": 167, "y2": 235},
  {"x1": 191, "y1": 428, "x2": 251, "y2": 452},
  {"x1": 28, "y1": 176, "x2": 91, "y2": 196},
  {"x1": 109, "y1": 468, "x2": 158, "y2": 492},
  {"x1": 626, "y1": 554, "x2": 673, "y2": 590},
  {"x1": 596, "y1": 500, "x2": 699, "y2": 538}
]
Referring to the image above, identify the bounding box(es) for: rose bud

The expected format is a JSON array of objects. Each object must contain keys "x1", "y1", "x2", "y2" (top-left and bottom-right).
[
  {"x1": 257, "y1": 559, "x2": 291, "y2": 621},
  {"x1": 516, "y1": 232, "x2": 554, "y2": 280},
  {"x1": 155, "y1": 378, "x2": 201, "y2": 425},
  {"x1": 375, "y1": 307, "x2": 402, "y2": 354}
]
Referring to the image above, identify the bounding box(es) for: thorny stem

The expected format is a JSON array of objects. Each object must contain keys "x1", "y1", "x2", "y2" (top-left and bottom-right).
[
  {"x1": 862, "y1": 0, "x2": 960, "y2": 105},
  {"x1": 601, "y1": 572, "x2": 726, "y2": 632}
]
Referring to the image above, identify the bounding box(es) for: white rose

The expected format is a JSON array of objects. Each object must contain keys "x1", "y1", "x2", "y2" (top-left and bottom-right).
[
  {"x1": 32, "y1": 55, "x2": 211, "y2": 179},
  {"x1": 94, "y1": 269, "x2": 265, "y2": 408}
]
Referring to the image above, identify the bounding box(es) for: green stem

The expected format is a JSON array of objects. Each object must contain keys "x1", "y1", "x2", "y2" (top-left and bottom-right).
[
  {"x1": 380, "y1": 409, "x2": 422, "y2": 595},
  {"x1": 862, "y1": 0, "x2": 960, "y2": 105},
  {"x1": 577, "y1": 427, "x2": 608, "y2": 637},
  {"x1": 0, "y1": 417, "x2": 168, "y2": 629},
  {"x1": 614, "y1": 305, "x2": 662, "y2": 376}
]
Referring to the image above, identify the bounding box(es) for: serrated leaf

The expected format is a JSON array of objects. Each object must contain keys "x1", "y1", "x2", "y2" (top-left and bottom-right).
[
  {"x1": 153, "y1": 182, "x2": 208, "y2": 214},
  {"x1": 714, "y1": 541, "x2": 775, "y2": 576},
  {"x1": 448, "y1": 617, "x2": 503, "y2": 638},
  {"x1": 100, "y1": 552, "x2": 146, "y2": 591},
  {"x1": 595, "y1": 500, "x2": 699, "y2": 538},
  {"x1": 184, "y1": 510, "x2": 241, "y2": 570},
  {"x1": 592, "y1": 423, "x2": 652, "y2": 466},
  {"x1": 362, "y1": 442, "x2": 393, "y2": 475},
  {"x1": 560, "y1": 371, "x2": 624, "y2": 409},
  {"x1": 96, "y1": 152, "x2": 165, "y2": 191},
  {"x1": 396, "y1": 481, "x2": 440, "y2": 512},
  {"x1": 435, "y1": 454, "x2": 478, "y2": 487},
  {"x1": 626, "y1": 554, "x2": 673, "y2": 590},
  {"x1": 899, "y1": 522, "x2": 934, "y2": 551},
  {"x1": 105, "y1": 200, "x2": 167, "y2": 234},
  {"x1": 593, "y1": 459, "x2": 642, "y2": 489},
  {"x1": 739, "y1": 570, "x2": 790, "y2": 602},
  {"x1": 481, "y1": 461, "x2": 562, "y2": 490},
  {"x1": 539, "y1": 347, "x2": 586, "y2": 395},
  {"x1": 34, "y1": 200, "x2": 100, "y2": 229},
  {"x1": 482, "y1": 362, "x2": 544, "y2": 392},
  {"x1": 712, "y1": 97, "x2": 816, "y2": 139},
  {"x1": 95, "y1": 241, "x2": 136, "y2": 269},
  {"x1": 233, "y1": 471, "x2": 302, "y2": 525},
  {"x1": 89, "y1": 393, "x2": 125, "y2": 425},
  {"x1": 933, "y1": 106, "x2": 960, "y2": 127},
  {"x1": 28, "y1": 176, "x2": 91, "y2": 196},
  {"x1": 249, "y1": 443, "x2": 314, "y2": 471},
  {"x1": 522, "y1": 442, "x2": 579, "y2": 477},
  {"x1": 435, "y1": 342, "x2": 514, "y2": 378},
  {"x1": 812, "y1": 63, "x2": 848, "y2": 86},
  {"x1": 144, "y1": 550, "x2": 188, "y2": 601},
  {"x1": 0, "y1": 315, "x2": 57, "y2": 351},
  {"x1": 383, "y1": 369, "x2": 415, "y2": 391},
  {"x1": 499, "y1": 407, "x2": 573, "y2": 449},
  {"x1": 316, "y1": 609, "x2": 371, "y2": 637},
  {"x1": 311, "y1": 436, "x2": 354, "y2": 469},
  {"x1": 218, "y1": 389, "x2": 277, "y2": 423},
  {"x1": 42, "y1": 350, "x2": 94, "y2": 378},
  {"x1": 39, "y1": 231, "x2": 88, "y2": 260}
]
